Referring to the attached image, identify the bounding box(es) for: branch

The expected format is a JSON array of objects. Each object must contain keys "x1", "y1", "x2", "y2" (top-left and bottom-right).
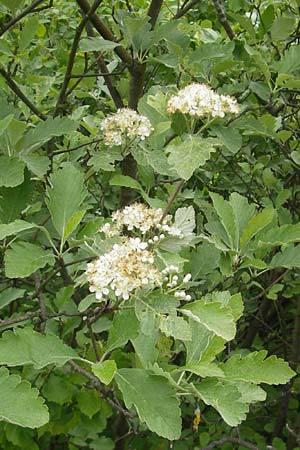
[
  {"x1": 160, "y1": 179, "x2": 185, "y2": 223},
  {"x1": 76, "y1": 0, "x2": 133, "y2": 66},
  {"x1": 212, "y1": 0, "x2": 235, "y2": 40},
  {"x1": 0, "y1": 0, "x2": 47, "y2": 37},
  {"x1": 52, "y1": 138, "x2": 102, "y2": 155},
  {"x1": 148, "y1": 0, "x2": 164, "y2": 28},
  {"x1": 0, "y1": 65, "x2": 47, "y2": 120},
  {"x1": 53, "y1": 0, "x2": 103, "y2": 117},
  {"x1": 120, "y1": 0, "x2": 165, "y2": 206},
  {"x1": 247, "y1": 269, "x2": 290, "y2": 302},
  {"x1": 84, "y1": 21, "x2": 124, "y2": 109},
  {"x1": 69, "y1": 70, "x2": 124, "y2": 78},
  {"x1": 87, "y1": 318, "x2": 100, "y2": 361},
  {"x1": 0, "y1": 307, "x2": 102, "y2": 329},
  {"x1": 201, "y1": 436, "x2": 259, "y2": 450},
  {"x1": 34, "y1": 272, "x2": 47, "y2": 332},
  {"x1": 69, "y1": 360, "x2": 134, "y2": 417},
  {"x1": 173, "y1": 0, "x2": 200, "y2": 19},
  {"x1": 0, "y1": 311, "x2": 40, "y2": 328}
]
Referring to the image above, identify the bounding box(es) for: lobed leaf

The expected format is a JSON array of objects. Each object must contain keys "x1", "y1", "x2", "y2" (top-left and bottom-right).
[
  {"x1": 0, "y1": 367, "x2": 49, "y2": 428},
  {"x1": 115, "y1": 368, "x2": 182, "y2": 440}
]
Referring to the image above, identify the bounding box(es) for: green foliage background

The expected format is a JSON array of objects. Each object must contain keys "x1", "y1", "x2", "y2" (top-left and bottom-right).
[{"x1": 0, "y1": 0, "x2": 300, "y2": 449}]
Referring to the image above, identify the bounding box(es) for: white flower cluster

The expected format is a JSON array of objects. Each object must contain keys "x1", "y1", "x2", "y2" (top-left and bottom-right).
[
  {"x1": 167, "y1": 83, "x2": 239, "y2": 118},
  {"x1": 100, "y1": 108, "x2": 153, "y2": 146},
  {"x1": 100, "y1": 203, "x2": 183, "y2": 239},
  {"x1": 162, "y1": 267, "x2": 192, "y2": 301},
  {"x1": 86, "y1": 237, "x2": 162, "y2": 301}
]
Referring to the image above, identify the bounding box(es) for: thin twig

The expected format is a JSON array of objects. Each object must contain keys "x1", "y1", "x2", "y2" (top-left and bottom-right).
[
  {"x1": 201, "y1": 436, "x2": 259, "y2": 450},
  {"x1": 247, "y1": 269, "x2": 290, "y2": 302},
  {"x1": 160, "y1": 179, "x2": 185, "y2": 223},
  {"x1": 53, "y1": 0, "x2": 103, "y2": 117},
  {"x1": 173, "y1": 0, "x2": 200, "y2": 19},
  {"x1": 76, "y1": 0, "x2": 133, "y2": 66},
  {"x1": 69, "y1": 360, "x2": 134, "y2": 417},
  {"x1": 0, "y1": 65, "x2": 46, "y2": 120},
  {"x1": 0, "y1": 311, "x2": 40, "y2": 328},
  {"x1": 52, "y1": 138, "x2": 102, "y2": 155},
  {"x1": 34, "y1": 272, "x2": 47, "y2": 332},
  {"x1": 0, "y1": 0, "x2": 47, "y2": 37},
  {"x1": 69, "y1": 70, "x2": 124, "y2": 78},
  {"x1": 83, "y1": 21, "x2": 124, "y2": 109},
  {"x1": 212, "y1": 0, "x2": 235, "y2": 40},
  {"x1": 87, "y1": 318, "x2": 100, "y2": 361},
  {"x1": 148, "y1": 0, "x2": 164, "y2": 28}
]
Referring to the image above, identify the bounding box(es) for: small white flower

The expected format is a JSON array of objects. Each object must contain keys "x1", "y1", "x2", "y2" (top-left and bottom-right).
[
  {"x1": 101, "y1": 108, "x2": 153, "y2": 146},
  {"x1": 183, "y1": 273, "x2": 192, "y2": 283},
  {"x1": 167, "y1": 83, "x2": 239, "y2": 118},
  {"x1": 174, "y1": 290, "x2": 191, "y2": 301},
  {"x1": 86, "y1": 237, "x2": 162, "y2": 301}
]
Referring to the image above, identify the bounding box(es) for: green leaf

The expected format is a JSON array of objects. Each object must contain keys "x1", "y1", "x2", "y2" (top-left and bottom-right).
[
  {"x1": 210, "y1": 192, "x2": 238, "y2": 250},
  {"x1": 229, "y1": 192, "x2": 256, "y2": 240},
  {"x1": 46, "y1": 164, "x2": 87, "y2": 237},
  {"x1": 189, "y1": 41, "x2": 234, "y2": 63},
  {"x1": 90, "y1": 437, "x2": 114, "y2": 450},
  {"x1": 88, "y1": 148, "x2": 123, "y2": 172},
  {"x1": 0, "y1": 156, "x2": 25, "y2": 187},
  {"x1": 0, "y1": 327, "x2": 78, "y2": 369},
  {"x1": 115, "y1": 368, "x2": 181, "y2": 440},
  {"x1": 0, "y1": 175, "x2": 33, "y2": 223},
  {"x1": 42, "y1": 373, "x2": 73, "y2": 406},
  {"x1": 220, "y1": 351, "x2": 295, "y2": 385},
  {"x1": 270, "y1": 244, "x2": 300, "y2": 268},
  {"x1": 271, "y1": 17, "x2": 295, "y2": 41},
  {"x1": 260, "y1": 224, "x2": 300, "y2": 246},
  {"x1": 200, "y1": 335, "x2": 226, "y2": 364},
  {"x1": 19, "y1": 16, "x2": 39, "y2": 50},
  {"x1": 135, "y1": 299, "x2": 158, "y2": 336},
  {"x1": 0, "y1": 287, "x2": 25, "y2": 309},
  {"x1": 80, "y1": 37, "x2": 118, "y2": 52},
  {"x1": 0, "y1": 367, "x2": 49, "y2": 428},
  {"x1": 20, "y1": 117, "x2": 77, "y2": 152},
  {"x1": 174, "y1": 206, "x2": 195, "y2": 236},
  {"x1": 123, "y1": 16, "x2": 153, "y2": 53},
  {"x1": 0, "y1": 219, "x2": 36, "y2": 240},
  {"x1": 235, "y1": 382, "x2": 266, "y2": 404},
  {"x1": 4, "y1": 241, "x2": 55, "y2": 278},
  {"x1": 185, "y1": 321, "x2": 212, "y2": 364},
  {"x1": 20, "y1": 154, "x2": 50, "y2": 178},
  {"x1": 78, "y1": 293, "x2": 97, "y2": 312},
  {"x1": 132, "y1": 330, "x2": 159, "y2": 368},
  {"x1": 0, "y1": 114, "x2": 14, "y2": 136},
  {"x1": 190, "y1": 243, "x2": 220, "y2": 279},
  {"x1": 159, "y1": 315, "x2": 191, "y2": 341},
  {"x1": 230, "y1": 13, "x2": 256, "y2": 39},
  {"x1": 240, "y1": 208, "x2": 274, "y2": 249},
  {"x1": 226, "y1": 293, "x2": 244, "y2": 321},
  {"x1": 77, "y1": 389, "x2": 101, "y2": 418},
  {"x1": 185, "y1": 361, "x2": 224, "y2": 378},
  {"x1": 109, "y1": 174, "x2": 143, "y2": 191},
  {"x1": 195, "y1": 378, "x2": 249, "y2": 426},
  {"x1": 62, "y1": 209, "x2": 86, "y2": 245},
  {"x1": 181, "y1": 300, "x2": 236, "y2": 341},
  {"x1": 211, "y1": 125, "x2": 242, "y2": 154},
  {"x1": 92, "y1": 360, "x2": 117, "y2": 385},
  {"x1": 167, "y1": 135, "x2": 218, "y2": 180},
  {"x1": 276, "y1": 45, "x2": 300, "y2": 74},
  {"x1": 106, "y1": 310, "x2": 139, "y2": 352}
]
